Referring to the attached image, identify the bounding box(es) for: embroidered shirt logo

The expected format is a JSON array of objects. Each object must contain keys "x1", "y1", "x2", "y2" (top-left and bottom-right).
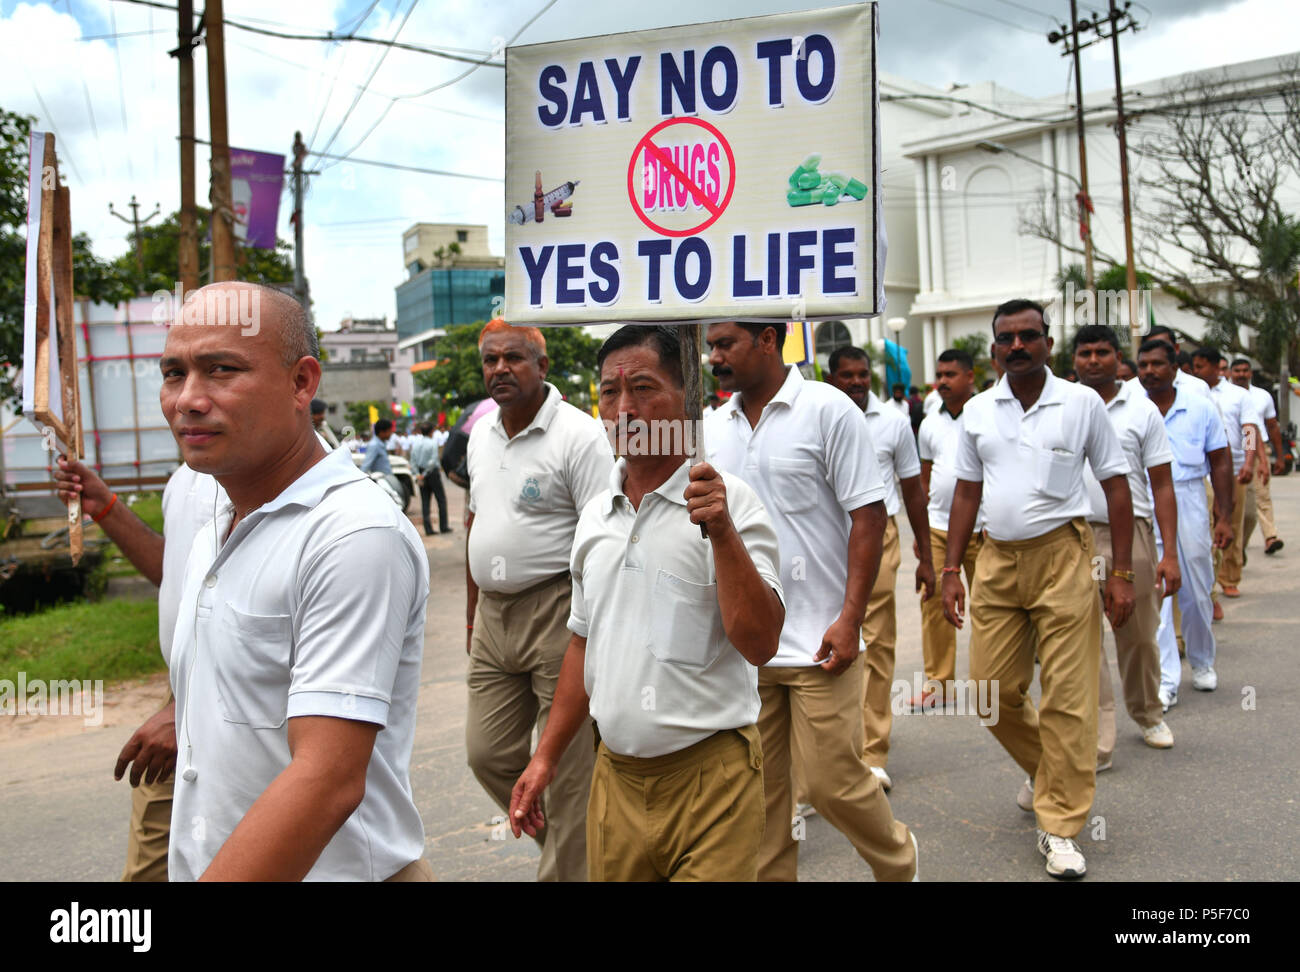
[{"x1": 520, "y1": 477, "x2": 542, "y2": 503}]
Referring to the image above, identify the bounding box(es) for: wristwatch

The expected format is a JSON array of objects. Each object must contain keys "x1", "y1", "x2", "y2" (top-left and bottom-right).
[{"x1": 1110, "y1": 568, "x2": 1136, "y2": 582}]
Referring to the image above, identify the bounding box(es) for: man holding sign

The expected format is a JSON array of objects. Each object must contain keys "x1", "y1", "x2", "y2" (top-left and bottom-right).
[{"x1": 509, "y1": 326, "x2": 784, "y2": 881}]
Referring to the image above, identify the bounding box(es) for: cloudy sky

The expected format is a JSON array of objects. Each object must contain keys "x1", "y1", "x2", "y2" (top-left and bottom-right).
[{"x1": 2, "y1": 0, "x2": 1298, "y2": 331}]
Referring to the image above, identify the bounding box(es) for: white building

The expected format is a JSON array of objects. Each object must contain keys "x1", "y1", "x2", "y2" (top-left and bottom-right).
[
  {"x1": 900, "y1": 54, "x2": 1300, "y2": 383},
  {"x1": 318, "y1": 316, "x2": 417, "y2": 405}
]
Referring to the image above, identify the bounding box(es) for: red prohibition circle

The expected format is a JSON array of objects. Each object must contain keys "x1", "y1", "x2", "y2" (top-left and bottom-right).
[{"x1": 626, "y1": 117, "x2": 736, "y2": 238}]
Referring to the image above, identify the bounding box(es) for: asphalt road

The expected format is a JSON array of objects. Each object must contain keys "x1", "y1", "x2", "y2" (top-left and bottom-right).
[{"x1": 3, "y1": 474, "x2": 1296, "y2": 882}]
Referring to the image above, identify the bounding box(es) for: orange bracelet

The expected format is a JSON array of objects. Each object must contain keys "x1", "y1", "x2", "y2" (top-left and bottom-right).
[{"x1": 91, "y1": 492, "x2": 118, "y2": 524}]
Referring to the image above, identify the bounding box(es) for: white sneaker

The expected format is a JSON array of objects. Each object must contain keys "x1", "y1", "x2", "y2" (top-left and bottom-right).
[
  {"x1": 1036, "y1": 829, "x2": 1087, "y2": 879},
  {"x1": 1192, "y1": 667, "x2": 1218, "y2": 691},
  {"x1": 1096, "y1": 755, "x2": 1113, "y2": 773},
  {"x1": 1142, "y1": 721, "x2": 1175, "y2": 749},
  {"x1": 870, "y1": 765, "x2": 893, "y2": 792},
  {"x1": 1016, "y1": 777, "x2": 1034, "y2": 813},
  {"x1": 1158, "y1": 687, "x2": 1178, "y2": 712},
  {"x1": 910, "y1": 829, "x2": 920, "y2": 882}
]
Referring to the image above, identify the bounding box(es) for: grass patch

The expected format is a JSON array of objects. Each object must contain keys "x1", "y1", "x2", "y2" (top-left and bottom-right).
[
  {"x1": 98, "y1": 492, "x2": 165, "y2": 579},
  {"x1": 0, "y1": 599, "x2": 163, "y2": 685}
]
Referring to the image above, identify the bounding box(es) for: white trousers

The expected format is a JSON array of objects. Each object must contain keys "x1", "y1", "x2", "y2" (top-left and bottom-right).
[{"x1": 1154, "y1": 477, "x2": 1217, "y2": 692}]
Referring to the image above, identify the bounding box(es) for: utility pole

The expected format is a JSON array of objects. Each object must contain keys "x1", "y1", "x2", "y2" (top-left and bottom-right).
[
  {"x1": 1049, "y1": 3, "x2": 1097, "y2": 293},
  {"x1": 206, "y1": 0, "x2": 236, "y2": 282},
  {"x1": 172, "y1": 0, "x2": 199, "y2": 295},
  {"x1": 1108, "y1": 0, "x2": 1143, "y2": 353},
  {"x1": 108, "y1": 194, "x2": 161, "y2": 287},
  {"x1": 290, "y1": 131, "x2": 317, "y2": 311}
]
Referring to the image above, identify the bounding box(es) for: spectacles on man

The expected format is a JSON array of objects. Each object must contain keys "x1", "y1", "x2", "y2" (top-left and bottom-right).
[{"x1": 993, "y1": 329, "x2": 1047, "y2": 347}]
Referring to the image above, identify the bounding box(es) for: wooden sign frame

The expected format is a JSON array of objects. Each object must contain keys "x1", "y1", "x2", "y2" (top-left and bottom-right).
[{"x1": 25, "y1": 133, "x2": 84, "y2": 563}]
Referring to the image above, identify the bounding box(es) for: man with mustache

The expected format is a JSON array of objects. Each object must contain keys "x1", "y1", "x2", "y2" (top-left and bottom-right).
[
  {"x1": 508, "y1": 325, "x2": 784, "y2": 881},
  {"x1": 159, "y1": 282, "x2": 430, "y2": 881},
  {"x1": 941, "y1": 299, "x2": 1133, "y2": 879},
  {"x1": 824, "y1": 346, "x2": 935, "y2": 790},
  {"x1": 913, "y1": 348, "x2": 983, "y2": 709},
  {"x1": 1072, "y1": 324, "x2": 1180, "y2": 766},
  {"x1": 463, "y1": 318, "x2": 613, "y2": 882},
  {"x1": 704, "y1": 322, "x2": 918, "y2": 882}
]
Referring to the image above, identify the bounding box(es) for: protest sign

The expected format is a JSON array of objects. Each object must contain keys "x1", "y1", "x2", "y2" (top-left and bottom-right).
[
  {"x1": 504, "y1": 2, "x2": 880, "y2": 325},
  {"x1": 22, "y1": 131, "x2": 84, "y2": 562}
]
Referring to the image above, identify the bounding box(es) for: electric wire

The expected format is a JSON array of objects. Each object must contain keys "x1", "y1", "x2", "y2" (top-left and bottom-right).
[{"x1": 314, "y1": 0, "x2": 421, "y2": 162}]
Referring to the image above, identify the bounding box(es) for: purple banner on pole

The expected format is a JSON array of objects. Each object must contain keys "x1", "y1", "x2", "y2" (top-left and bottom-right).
[{"x1": 229, "y1": 147, "x2": 285, "y2": 250}]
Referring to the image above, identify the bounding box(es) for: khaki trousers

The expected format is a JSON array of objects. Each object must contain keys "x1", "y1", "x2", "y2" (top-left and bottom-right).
[
  {"x1": 920, "y1": 527, "x2": 982, "y2": 687},
  {"x1": 1242, "y1": 462, "x2": 1277, "y2": 548},
  {"x1": 1217, "y1": 478, "x2": 1248, "y2": 589},
  {"x1": 466, "y1": 573, "x2": 594, "y2": 882},
  {"x1": 757, "y1": 656, "x2": 915, "y2": 882},
  {"x1": 586, "y1": 727, "x2": 764, "y2": 882},
  {"x1": 121, "y1": 694, "x2": 174, "y2": 883},
  {"x1": 1092, "y1": 519, "x2": 1164, "y2": 765},
  {"x1": 121, "y1": 777, "x2": 173, "y2": 882},
  {"x1": 970, "y1": 520, "x2": 1101, "y2": 838},
  {"x1": 860, "y1": 517, "x2": 900, "y2": 767}
]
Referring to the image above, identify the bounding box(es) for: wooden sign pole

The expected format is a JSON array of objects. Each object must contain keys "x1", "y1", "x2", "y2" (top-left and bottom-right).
[
  {"x1": 29, "y1": 134, "x2": 84, "y2": 563},
  {"x1": 676, "y1": 322, "x2": 708, "y2": 538}
]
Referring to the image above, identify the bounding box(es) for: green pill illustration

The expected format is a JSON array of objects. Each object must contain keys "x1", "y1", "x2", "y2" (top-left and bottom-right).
[
  {"x1": 787, "y1": 187, "x2": 826, "y2": 206},
  {"x1": 845, "y1": 177, "x2": 868, "y2": 200},
  {"x1": 796, "y1": 170, "x2": 822, "y2": 190}
]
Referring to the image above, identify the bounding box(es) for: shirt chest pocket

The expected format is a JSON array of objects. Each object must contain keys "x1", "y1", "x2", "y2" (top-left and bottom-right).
[
  {"x1": 512, "y1": 470, "x2": 562, "y2": 513},
  {"x1": 1035, "y1": 445, "x2": 1080, "y2": 500},
  {"x1": 215, "y1": 604, "x2": 293, "y2": 729},
  {"x1": 1169, "y1": 434, "x2": 1206, "y2": 471},
  {"x1": 768, "y1": 456, "x2": 820, "y2": 514},
  {"x1": 649, "y1": 569, "x2": 725, "y2": 669}
]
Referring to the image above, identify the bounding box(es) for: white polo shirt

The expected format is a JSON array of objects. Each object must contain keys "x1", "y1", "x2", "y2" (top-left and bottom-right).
[
  {"x1": 168, "y1": 445, "x2": 428, "y2": 882},
  {"x1": 923, "y1": 388, "x2": 942, "y2": 416},
  {"x1": 1243, "y1": 384, "x2": 1276, "y2": 424},
  {"x1": 861, "y1": 390, "x2": 921, "y2": 517},
  {"x1": 467, "y1": 383, "x2": 614, "y2": 594},
  {"x1": 568, "y1": 458, "x2": 783, "y2": 758},
  {"x1": 705, "y1": 365, "x2": 887, "y2": 667},
  {"x1": 1205, "y1": 377, "x2": 1263, "y2": 473},
  {"x1": 954, "y1": 371, "x2": 1128, "y2": 542},
  {"x1": 917, "y1": 403, "x2": 984, "y2": 533},
  {"x1": 159, "y1": 464, "x2": 226, "y2": 667},
  {"x1": 1083, "y1": 380, "x2": 1173, "y2": 524}
]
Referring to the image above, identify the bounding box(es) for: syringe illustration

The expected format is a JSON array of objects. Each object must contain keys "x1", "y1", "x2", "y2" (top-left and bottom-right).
[{"x1": 508, "y1": 170, "x2": 580, "y2": 224}]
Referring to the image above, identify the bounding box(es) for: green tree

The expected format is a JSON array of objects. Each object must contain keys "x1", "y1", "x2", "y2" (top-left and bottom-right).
[
  {"x1": 414, "y1": 321, "x2": 602, "y2": 412},
  {"x1": 115, "y1": 206, "x2": 295, "y2": 296},
  {"x1": 343, "y1": 400, "x2": 385, "y2": 436},
  {"x1": 950, "y1": 333, "x2": 993, "y2": 388},
  {"x1": 0, "y1": 107, "x2": 36, "y2": 405}
]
